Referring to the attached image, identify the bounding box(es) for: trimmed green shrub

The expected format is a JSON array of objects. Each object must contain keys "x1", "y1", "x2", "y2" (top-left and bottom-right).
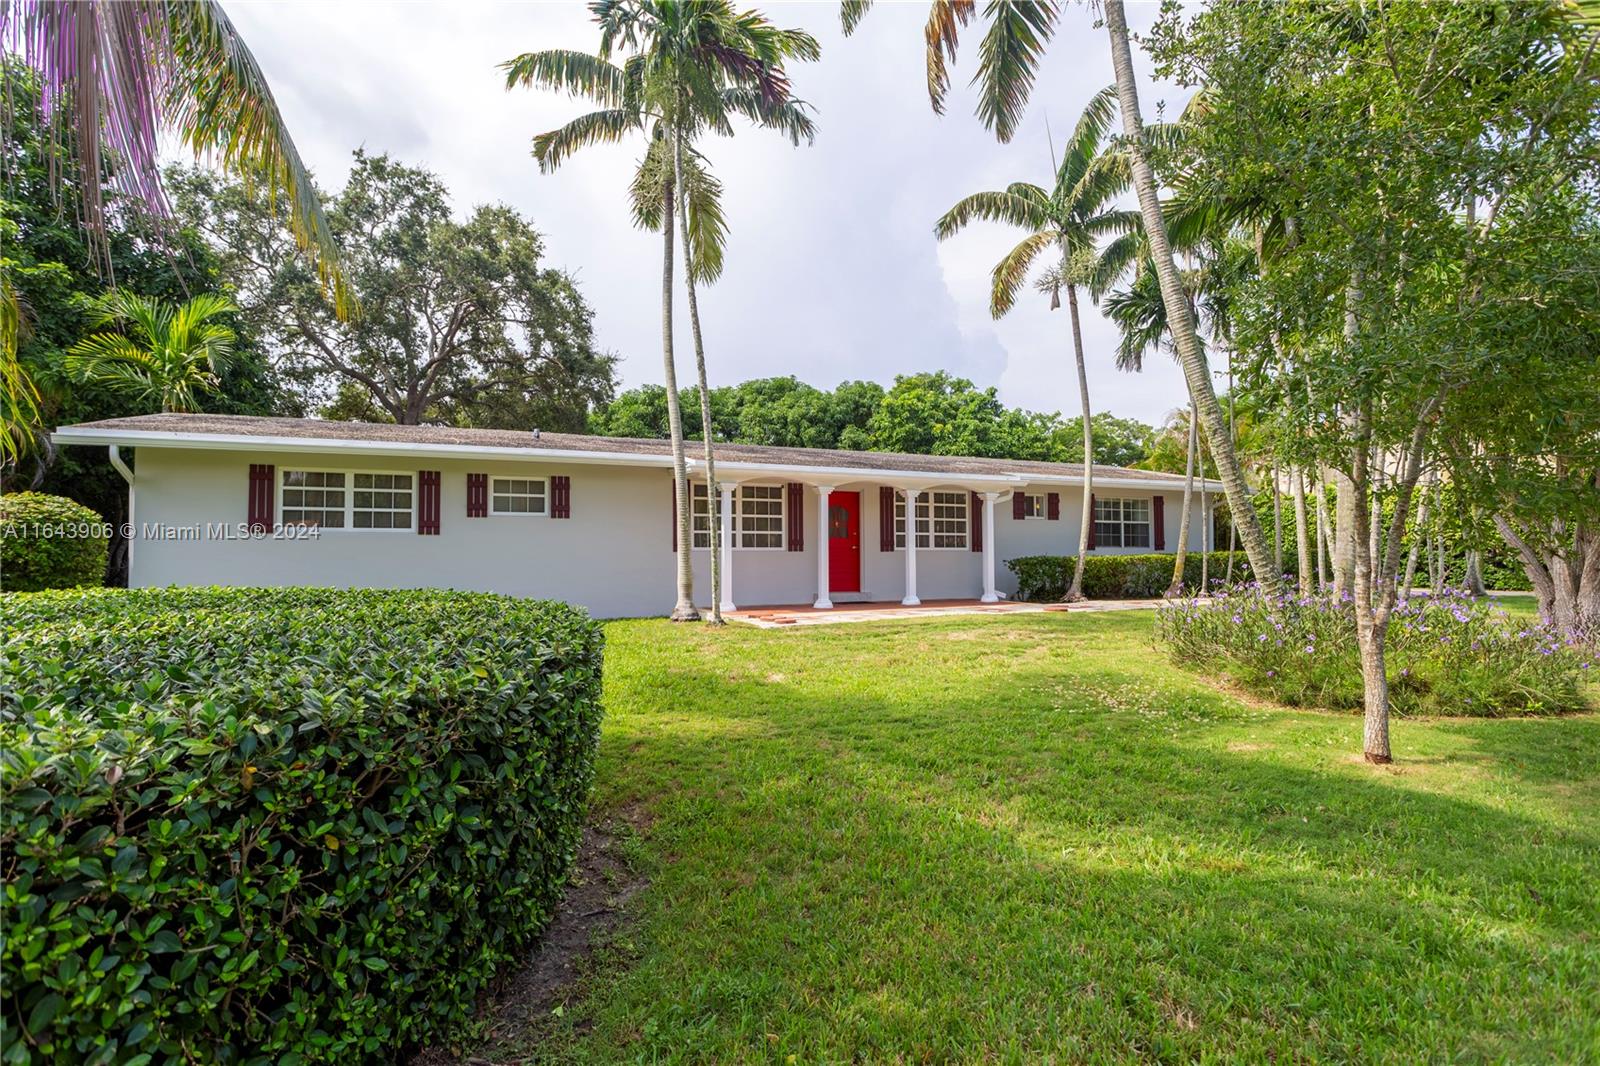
[
  {"x1": 0, "y1": 492, "x2": 109, "y2": 592},
  {"x1": 1, "y1": 587, "x2": 605, "y2": 1064},
  {"x1": 1006, "y1": 551, "x2": 1289, "y2": 601},
  {"x1": 1157, "y1": 585, "x2": 1596, "y2": 716}
]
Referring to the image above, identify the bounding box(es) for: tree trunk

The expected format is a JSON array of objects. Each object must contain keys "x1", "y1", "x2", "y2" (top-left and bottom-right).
[
  {"x1": 660, "y1": 182, "x2": 699, "y2": 622},
  {"x1": 1315, "y1": 468, "x2": 1333, "y2": 589},
  {"x1": 1064, "y1": 283, "x2": 1092, "y2": 602},
  {"x1": 1400, "y1": 480, "x2": 1428, "y2": 601},
  {"x1": 1350, "y1": 441, "x2": 1391, "y2": 764},
  {"x1": 1166, "y1": 402, "x2": 1197, "y2": 598},
  {"x1": 1293, "y1": 467, "x2": 1312, "y2": 597},
  {"x1": 1496, "y1": 510, "x2": 1600, "y2": 641},
  {"x1": 1465, "y1": 550, "x2": 1486, "y2": 598},
  {"x1": 674, "y1": 129, "x2": 722, "y2": 625},
  {"x1": 1272, "y1": 461, "x2": 1284, "y2": 576},
  {"x1": 1104, "y1": 0, "x2": 1279, "y2": 593}
]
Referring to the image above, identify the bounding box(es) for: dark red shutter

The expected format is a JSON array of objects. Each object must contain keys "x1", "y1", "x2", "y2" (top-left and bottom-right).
[
  {"x1": 879, "y1": 486, "x2": 895, "y2": 552},
  {"x1": 552, "y1": 475, "x2": 571, "y2": 519},
  {"x1": 1087, "y1": 493, "x2": 1097, "y2": 550},
  {"x1": 466, "y1": 473, "x2": 488, "y2": 517},
  {"x1": 786, "y1": 482, "x2": 804, "y2": 551},
  {"x1": 1153, "y1": 495, "x2": 1166, "y2": 550},
  {"x1": 248, "y1": 464, "x2": 274, "y2": 532},
  {"x1": 1047, "y1": 492, "x2": 1060, "y2": 521},
  {"x1": 1012, "y1": 491, "x2": 1026, "y2": 520},
  {"x1": 418, "y1": 470, "x2": 441, "y2": 534},
  {"x1": 970, "y1": 492, "x2": 982, "y2": 552}
]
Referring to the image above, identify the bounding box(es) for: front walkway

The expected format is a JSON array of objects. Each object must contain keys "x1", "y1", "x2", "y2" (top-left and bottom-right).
[{"x1": 726, "y1": 598, "x2": 1167, "y2": 628}]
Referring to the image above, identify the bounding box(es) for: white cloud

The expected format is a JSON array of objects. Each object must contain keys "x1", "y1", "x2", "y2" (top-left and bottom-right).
[{"x1": 227, "y1": 0, "x2": 1198, "y2": 427}]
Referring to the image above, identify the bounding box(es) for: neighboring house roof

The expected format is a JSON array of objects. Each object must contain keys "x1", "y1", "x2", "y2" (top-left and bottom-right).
[{"x1": 54, "y1": 413, "x2": 1222, "y2": 492}]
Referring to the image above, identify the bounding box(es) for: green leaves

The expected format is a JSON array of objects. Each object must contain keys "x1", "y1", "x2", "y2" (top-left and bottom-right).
[{"x1": 1, "y1": 587, "x2": 605, "y2": 1064}]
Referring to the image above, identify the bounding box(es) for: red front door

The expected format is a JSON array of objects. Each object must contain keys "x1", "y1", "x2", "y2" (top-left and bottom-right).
[{"x1": 828, "y1": 491, "x2": 861, "y2": 593}]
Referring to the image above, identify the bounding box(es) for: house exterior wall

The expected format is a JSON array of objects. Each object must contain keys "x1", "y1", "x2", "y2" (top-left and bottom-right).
[{"x1": 126, "y1": 448, "x2": 1208, "y2": 618}]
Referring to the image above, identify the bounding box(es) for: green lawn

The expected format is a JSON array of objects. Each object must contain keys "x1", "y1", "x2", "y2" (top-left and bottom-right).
[{"x1": 490, "y1": 610, "x2": 1599, "y2": 1063}]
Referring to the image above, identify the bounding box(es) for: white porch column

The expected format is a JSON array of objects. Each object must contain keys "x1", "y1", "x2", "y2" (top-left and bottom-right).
[
  {"x1": 901, "y1": 488, "x2": 921, "y2": 606},
  {"x1": 718, "y1": 481, "x2": 736, "y2": 612},
  {"x1": 981, "y1": 492, "x2": 1001, "y2": 603},
  {"x1": 813, "y1": 485, "x2": 834, "y2": 609}
]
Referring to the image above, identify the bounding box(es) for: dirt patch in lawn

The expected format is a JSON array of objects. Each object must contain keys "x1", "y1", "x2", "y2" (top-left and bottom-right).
[{"x1": 409, "y1": 805, "x2": 650, "y2": 1065}]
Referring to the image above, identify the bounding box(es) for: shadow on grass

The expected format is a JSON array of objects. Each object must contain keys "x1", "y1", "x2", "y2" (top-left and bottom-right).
[{"x1": 526, "y1": 615, "x2": 1600, "y2": 1062}]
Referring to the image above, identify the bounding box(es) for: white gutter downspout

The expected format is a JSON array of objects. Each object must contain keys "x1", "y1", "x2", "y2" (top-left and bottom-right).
[{"x1": 109, "y1": 446, "x2": 133, "y2": 579}]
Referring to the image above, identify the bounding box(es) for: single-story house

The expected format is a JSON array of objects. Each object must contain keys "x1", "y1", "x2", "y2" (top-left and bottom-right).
[{"x1": 54, "y1": 414, "x2": 1222, "y2": 618}]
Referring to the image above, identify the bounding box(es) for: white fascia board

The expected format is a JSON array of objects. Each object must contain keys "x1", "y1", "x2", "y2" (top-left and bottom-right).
[
  {"x1": 693, "y1": 458, "x2": 1021, "y2": 488},
  {"x1": 1010, "y1": 472, "x2": 1225, "y2": 493},
  {"x1": 51, "y1": 426, "x2": 679, "y2": 469},
  {"x1": 51, "y1": 426, "x2": 1023, "y2": 487}
]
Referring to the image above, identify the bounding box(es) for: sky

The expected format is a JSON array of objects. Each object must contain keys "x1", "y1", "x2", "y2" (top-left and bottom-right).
[{"x1": 227, "y1": 0, "x2": 1197, "y2": 428}]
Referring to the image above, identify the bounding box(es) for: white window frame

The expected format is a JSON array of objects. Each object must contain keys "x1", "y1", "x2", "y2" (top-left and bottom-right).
[
  {"x1": 894, "y1": 490, "x2": 968, "y2": 551},
  {"x1": 1093, "y1": 496, "x2": 1153, "y2": 549},
  {"x1": 690, "y1": 482, "x2": 787, "y2": 551},
  {"x1": 489, "y1": 475, "x2": 549, "y2": 518},
  {"x1": 279, "y1": 468, "x2": 415, "y2": 533},
  {"x1": 1020, "y1": 492, "x2": 1047, "y2": 520}
]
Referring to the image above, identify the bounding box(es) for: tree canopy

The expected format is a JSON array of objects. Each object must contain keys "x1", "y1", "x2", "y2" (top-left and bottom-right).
[
  {"x1": 168, "y1": 151, "x2": 618, "y2": 430},
  {"x1": 588, "y1": 371, "x2": 1158, "y2": 467}
]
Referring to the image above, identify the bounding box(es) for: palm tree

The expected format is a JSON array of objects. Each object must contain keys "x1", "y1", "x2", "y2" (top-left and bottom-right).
[
  {"x1": 64, "y1": 291, "x2": 237, "y2": 413},
  {"x1": 505, "y1": 0, "x2": 816, "y2": 622},
  {"x1": 2, "y1": 0, "x2": 349, "y2": 312},
  {"x1": 843, "y1": 0, "x2": 1283, "y2": 594},
  {"x1": 934, "y1": 87, "x2": 1133, "y2": 600}
]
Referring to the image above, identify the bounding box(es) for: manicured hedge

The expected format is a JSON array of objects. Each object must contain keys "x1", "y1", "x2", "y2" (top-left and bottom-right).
[
  {"x1": 0, "y1": 587, "x2": 605, "y2": 1065},
  {"x1": 0, "y1": 492, "x2": 109, "y2": 592},
  {"x1": 1006, "y1": 551, "x2": 1294, "y2": 601}
]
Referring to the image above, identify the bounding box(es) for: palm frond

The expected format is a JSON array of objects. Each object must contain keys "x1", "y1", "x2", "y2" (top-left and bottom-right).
[
  {"x1": 679, "y1": 149, "x2": 728, "y2": 285},
  {"x1": 532, "y1": 107, "x2": 642, "y2": 171},
  {"x1": 989, "y1": 230, "x2": 1054, "y2": 317},
  {"x1": 934, "y1": 187, "x2": 1050, "y2": 238},
  {"x1": 972, "y1": 0, "x2": 1058, "y2": 144},
  {"x1": 500, "y1": 49, "x2": 628, "y2": 105},
  {"x1": 841, "y1": 0, "x2": 874, "y2": 35},
  {"x1": 924, "y1": 0, "x2": 977, "y2": 116},
  {"x1": 720, "y1": 88, "x2": 816, "y2": 145},
  {"x1": 1055, "y1": 83, "x2": 1116, "y2": 194},
  {"x1": 165, "y1": 1, "x2": 352, "y2": 316}
]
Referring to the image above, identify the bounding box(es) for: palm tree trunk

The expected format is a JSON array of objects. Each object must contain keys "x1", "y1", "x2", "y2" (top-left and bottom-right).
[
  {"x1": 1167, "y1": 402, "x2": 1196, "y2": 598},
  {"x1": 1272, "y1": 461, "x2": 1284, "y2": 575},
  {"x1": 1064, "y1": 283, "x2": 1093, "y2": 602},
  {"x1": 1293, "y1": 467, "x2": 1312, "y2": 596},
  {"x1": 660, "y1": 181, "x2": 698, "y2": 622},
  {"x1": 1103, "y1": 0, "x2": 1280, "y2": 594},
  {"x1": 673, "y1": 129, "x2": 723, "y2": 625}
]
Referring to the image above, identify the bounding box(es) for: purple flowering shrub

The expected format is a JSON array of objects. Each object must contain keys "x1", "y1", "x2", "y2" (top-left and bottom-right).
[{"x1": 1156, "y1": 585, "x2": 1597, "y2": 717}]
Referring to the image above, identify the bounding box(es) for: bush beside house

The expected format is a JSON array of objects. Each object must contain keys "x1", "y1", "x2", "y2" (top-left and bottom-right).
[
  {"x1": 1007, "y1": 551, "x2": 1287, "y2": 601},
  {"x1": 0, "y1": 492, "x2": 109, "y2": 592},
  {"x1": 1, "y1": 587, "x2": 605, "y2": 1064}
]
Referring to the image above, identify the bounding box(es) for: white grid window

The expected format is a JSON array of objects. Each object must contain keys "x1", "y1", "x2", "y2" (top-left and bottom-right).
[
  {"x1": 492, "y1": 477, "x2": 547, "y2": 516},
  {"x1": 691, "y1": 482, "x2": 713, "y2": 549},
  {"x1": 1094, "y1": 497, "x2": 1152, "y2": 548},
  {"x1": 352, "y1": 473, "x2": 413, "y2": 530},
  {"x1": 282, "y1": 471, "x2": 346, "y2": 529},
  {"x1": 738, "y1": 485, "x2": 784, "y2": 549},
  {"x1": 690, "y1": 483, "x2": 786, "y2": 550},
  {"x1": 1021, "y1": 492, "x2": 1046, "y2": 519},
  {"x1": 895, "y1": 491, "x2": 968, "y2": 549}
]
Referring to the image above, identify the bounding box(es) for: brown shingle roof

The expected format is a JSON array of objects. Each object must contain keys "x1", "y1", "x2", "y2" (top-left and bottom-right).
[{"x1": 55, "y1": 413, "x2": 1198, "y2": 484}]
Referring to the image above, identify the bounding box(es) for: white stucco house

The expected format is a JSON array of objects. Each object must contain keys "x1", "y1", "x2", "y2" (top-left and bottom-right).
[{"x1": 54, "y1": 414, "x2": 1221, "y2": 619}]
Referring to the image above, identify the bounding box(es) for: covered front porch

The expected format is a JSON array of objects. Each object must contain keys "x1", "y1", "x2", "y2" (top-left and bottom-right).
[{"x1": 686, "y1": 467, "x2": 1018, "y2": 613}]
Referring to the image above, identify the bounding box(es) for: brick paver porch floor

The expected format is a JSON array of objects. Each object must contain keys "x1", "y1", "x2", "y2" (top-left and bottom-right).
[{"x1": 725, "y1": 598, "x2": 1167, "y2": 628}]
